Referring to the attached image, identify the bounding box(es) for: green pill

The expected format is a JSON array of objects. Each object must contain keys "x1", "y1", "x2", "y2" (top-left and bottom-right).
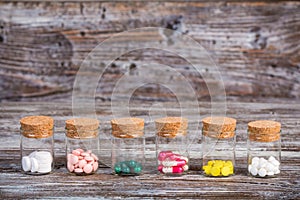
[
  {"x1": 128, "y1": 160, "x2": 137, "y2": 168},
  {"x1": 122, "y1": 166, "x2": 130, "y2": 174},
  {"x1": 114, "y1": 163, "x2": 122, "y2": 174}
]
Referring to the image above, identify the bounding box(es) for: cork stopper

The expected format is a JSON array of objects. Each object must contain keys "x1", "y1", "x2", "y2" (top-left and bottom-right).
[
  {"x1": 65, "y1": 118, "x2": 99, "y2": 139},
  {"x1": 248, "y1": 120, "x2": 281, "y2": 142},
  {"x1": 155, "y1": 117, "x2": 188, "y2": 138},
  {"x1": 202, "y1": 116, "x2": 236, "y2": 139},
  {"x1": 111, "y1": 117, "x2": 144, "y2": 138},
  {"x1": 20, "y1": 116, "x2": 54, "y2": 139}
]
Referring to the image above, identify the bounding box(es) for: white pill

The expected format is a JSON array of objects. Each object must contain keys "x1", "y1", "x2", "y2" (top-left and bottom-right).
[
  {"x1": 38, "y1": 163, "x2": 52, "y2": 173},
  {"x1": 22, "y1": 156, "x2": 31, "y2": 172},
  {"x1": 252, "y1": 157, "x2": 259, "y2": 164},
  {"x1": 250, "y1": 166, "x2": 258, "y2": 176},
  {"x1": 29, "y1": 151, "x2": 37, "y2": 158},
  {"x1": 259, "y1": 157, "x2": 267, "y2": 163},
  {"x1": 35, "y1": 151, "x2": 53, "y2": 163},
  {"x1": 266, "y1": 163, "x2": 274, "y2": 172},
  {"x1": 251, "y1": 162, "x2": 259, "y2": 168},
  {"x1": 268, "y1": 156, "x2": 276, "y2": 162},
  {"x1": 258, "y1": 162, "x2": 267, "y2": 169},
  {"x1": 275, "y1": 169, "x2": 280, "y2": 174},
  {"x1": 258, "y1": 168, "x2": 267, "y2": 177},
  {"x1": 271, "y1": 159, "x2": 280, "y2": 166},
  {"x1": 248, "y1": 164, "x2": 252, "y2": 173},
  {"x1": 267, "y1": 171, "x2": 275, "y2": 176},
  {"x1": 30, "y1": 157, "x2": 39, "y2": 172}
]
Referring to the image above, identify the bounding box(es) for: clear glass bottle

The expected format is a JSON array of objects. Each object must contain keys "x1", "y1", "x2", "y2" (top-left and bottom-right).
[
  {"x1": 202, "y1": 116, "x2": 236, "y2": 177},
  {"x1": 111, "y1": 117, "x2": 145, "y2": 176},
  {"x1": 247, "y1": 120, "x2": 281, "y2": 178},
  {"x1": 20, "y1": 116, "x2": 54, "y2": 175},
  {"x1": 155, "y1": 117, "x2": 189, "y2": 175},
  {"x1": 65, "y1": 118, "x2": 99, "y2": 175}
]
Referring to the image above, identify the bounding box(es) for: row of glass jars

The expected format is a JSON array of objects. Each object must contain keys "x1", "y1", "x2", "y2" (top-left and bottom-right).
[{"x1": 20, "y1": 116, "x2": 281, "y2": 178}]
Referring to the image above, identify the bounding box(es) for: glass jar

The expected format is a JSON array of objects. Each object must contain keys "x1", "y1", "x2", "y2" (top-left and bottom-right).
[
  {"x1": 65, "y1": 118, "x2": 99, "y2": 175},
  {"x1": 202, "y1": 116, "x2": 236, "y2": 177},
  {"x1": 20, "y1": 116, "x2": 54, "y2": 175},
  {"x1": 155, "y1": 117, "x2": 189, "y2": 175},
  {"x1": 111, "y1": 117, "x2": 145, "y2": 176},
  {"x1": 247, "y1": 120, "x2": 281, "y2": 178}
]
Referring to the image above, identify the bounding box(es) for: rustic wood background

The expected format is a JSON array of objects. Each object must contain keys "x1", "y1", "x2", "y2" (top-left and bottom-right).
[
  {"x1": 0, "y1": 1, "x2": 299, "y2": 102},
  {"x1": 0, "y1": 1, "x2": 300, "y2": 199}
]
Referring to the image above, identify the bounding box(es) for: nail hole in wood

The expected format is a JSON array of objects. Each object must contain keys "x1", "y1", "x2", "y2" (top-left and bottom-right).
[{"x1": 80, "y1": 31, "x2": 85, "y2": 37}]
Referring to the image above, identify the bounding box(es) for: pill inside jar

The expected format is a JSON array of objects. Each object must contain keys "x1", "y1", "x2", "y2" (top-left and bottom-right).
[
  {"x1": 67, "y1": 149, "x2": 99, "y2": 175},
  {"x1": 157, "y1": 151, "x2": 189, "y2": 174}
]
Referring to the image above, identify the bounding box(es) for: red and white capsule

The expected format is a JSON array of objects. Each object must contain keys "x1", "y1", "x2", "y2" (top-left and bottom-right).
[
  {"x1": 162, "y1": 166, "x2": 184, "y2": 174},
  {"x1": 162, "y1": 159, "x2": 186, "y2": 167},
  {"x1": 158, "y1": 151, "x2": 174, "y2": 161}
]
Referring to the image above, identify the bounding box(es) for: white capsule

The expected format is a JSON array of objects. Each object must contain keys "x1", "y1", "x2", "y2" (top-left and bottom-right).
[
  {"x1": 22, "y1": 156, "x2": 31, "y2": 172},
  {"x1": 258, "y1": 168, "x2": 267, "y2": 177},
  {"x1": 267, "y1": 171, "x2": 275, "y2": 176},
  {"x1": 30, "y1": 157, "x2": 39, "y2": 173},
  {"x1": 250, "y1": 166, "x2": 258, "y2": 176}
]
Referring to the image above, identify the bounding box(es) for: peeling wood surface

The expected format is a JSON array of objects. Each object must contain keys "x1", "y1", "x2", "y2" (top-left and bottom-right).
[
  {"x1": 0, "y1": 1, "x2": 300, "y2": 102},
  {"x1": 0, "y1": 101, "x2": 299, "y2": 199}
]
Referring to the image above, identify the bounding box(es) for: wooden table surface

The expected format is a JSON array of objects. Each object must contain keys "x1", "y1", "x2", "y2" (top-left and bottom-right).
[{"x1": 0, "y1": 101, "x2": 299, "y2": 199}]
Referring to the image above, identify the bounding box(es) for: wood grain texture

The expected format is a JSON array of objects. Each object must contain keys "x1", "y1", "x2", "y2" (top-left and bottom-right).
[
  {"x1": 0, "y1": 1, "x2": 299, "y2": 102},
  {"x1": 0, "y1": 101, "x2": 299, "y2": 199}
]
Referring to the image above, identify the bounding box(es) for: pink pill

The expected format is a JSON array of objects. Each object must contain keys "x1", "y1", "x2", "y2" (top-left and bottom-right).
[
  {"x1": 85, "y1": 156, "x2": 93, "y2": 162},
  {"x1": 81, "y1": 152, "x2": 89, "y2": 157},
  {"x1": 93, "y1": 161, "x2": 98, "y2": 172},
  {"x1": 79, "y1": 159, "x2": 87, "y2": 168},
  {"x1": 83, "y1": 164, "x2": 93, "y2": 174},
  {"x1": 74, "y1": 164, "x2": 79, "y2": 168},
  {"x1": 91, "y1": 153, "x2": 98, "y2": 161},
  {"x1": 76, "y1": 148, "x2": 84, "y2": 153},
  {"x1": 74, "y1": 168, "x2": 83, "y2": 173},
  {"x1": 67, "y1": 162, "x2": 74, "y2": 172},
  {"x1": 88, "y1": 160, "x2": 94, "y2": 165},
  {"x1": 72, "y1": 150, "x2": 81, "y2": 156},
  {"x1": 69, "y1": 154, "x2": 79, "y2": 165},
  {"x1": 87, "y1": 150, "x2": 92, "y2": 154},
  {"x1": 78, "y1": 156, "x2": 84, "y2": 160},
  {"x1": 67, "y1": 153, "x2": 72, "y2": 160}
]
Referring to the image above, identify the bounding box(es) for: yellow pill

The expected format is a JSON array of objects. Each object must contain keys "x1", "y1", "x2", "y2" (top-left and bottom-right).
[
  {"x1": 226, "y1": 160, "x2": 233, "y2": 166},
  {"x1": 210, "y1": 167, "x2": 220, "y2": 176},
  {"x1": 221, "y1": 166, "x2": 231, "y2": 176},
  {"x1": 204, "y1": 165, "x2": 211, "y2": 175},
  {"x1": 207, "y1": 160, "x2": 215, "y2": 166},
  {"x1": 214, "y1": 162, "x2": 224, "y2": 169}
]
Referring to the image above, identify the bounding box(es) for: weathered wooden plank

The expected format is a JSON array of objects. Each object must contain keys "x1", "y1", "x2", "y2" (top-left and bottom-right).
[{"x1": 0, "y1": 1, "x2": 299, "y2": 101}]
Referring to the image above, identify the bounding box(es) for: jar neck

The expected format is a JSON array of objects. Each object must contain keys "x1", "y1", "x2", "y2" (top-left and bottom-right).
[{"x1": 248, "y1": 130, "x2": 280, "y2": 142}]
